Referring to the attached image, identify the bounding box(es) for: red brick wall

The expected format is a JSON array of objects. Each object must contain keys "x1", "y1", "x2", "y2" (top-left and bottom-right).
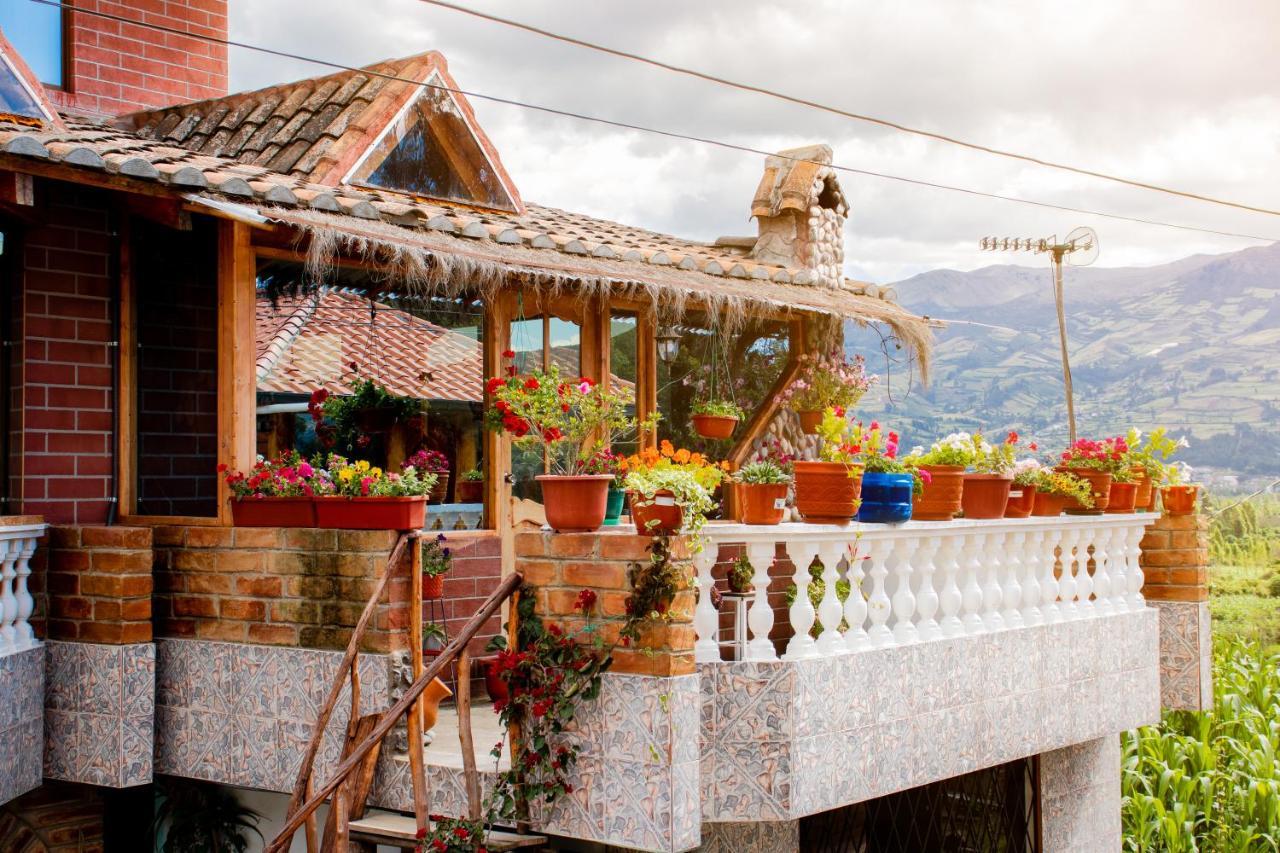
[
  {"x1": 46, "y1": 0, "x2": 229, "y2": 117},
  {"x1": 13, "y1": 182, "x2": 116, "y2": 525},
  {"x1": 39, "y1": 524, "x2": 153, "y2": 643},
  {"x1": 1140, "y1": 512, "x2": 1210, "y2": 602}
]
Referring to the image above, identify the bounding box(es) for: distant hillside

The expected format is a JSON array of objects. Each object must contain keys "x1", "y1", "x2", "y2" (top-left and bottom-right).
[{"x1": 849, "y1": 242, "x2": 1280, "y2": 480}]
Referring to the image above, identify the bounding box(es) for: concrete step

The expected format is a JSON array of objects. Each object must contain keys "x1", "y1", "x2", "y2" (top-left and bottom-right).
[{"x1": 348, "y1": 813, "x2": 545, "y2": 851}]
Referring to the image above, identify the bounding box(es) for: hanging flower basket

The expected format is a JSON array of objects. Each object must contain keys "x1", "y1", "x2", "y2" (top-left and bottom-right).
[
  {"x1": 428, "y1": 472, "x2": 451, "y2": 504},
  {"x1": 798, "y1": 410, "x2": 824, "y2": 435},
  {"x1": 314, "y1": 496, "x2": 427, "y2": 530},
  {"x1": 230, "y1": 497, "x2": 316, "y2": 528},
  {"x1": 692, "y1": 414, "x2": 739, "y2": 440},
  {"x1": 354, "y1": 405, "x2": 398, "y2": 434}
]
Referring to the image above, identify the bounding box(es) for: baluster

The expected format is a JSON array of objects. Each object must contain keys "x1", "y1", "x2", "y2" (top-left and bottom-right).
[
  {"x1": 1040, "y1": 528, "x2": 1063, "y2": 624},
  {"x1": 915, "y1": 537, "x2": 942, "y2": 642},
  {"x1": 1106, "y1": 527, "x2": 1129, "y2": 613},
  {"x1": 1057, "y1": 528, "x2": 1079, "y2": 619},
  {"x1": 784, "y1": 541, "x2": 823, "y2": 660},
  {"x1": 1001, "y1": 530, "x2": 1025, "y2": 629},
  {"x1": 1092, "y1": 525, "x2": 1113, "y2": 617},
  {"x1": 937, "y1": 534, "x2": 965, "y2": 639},
  {"x1": 864, "y1": 538, "x2": 894, "y2": 647},
  {"x1": 1075, "y1": 528, "x2": 1095, "y2": 617},
  {"x1": 1127, "y1": 524, "x2": 1146, "y2": 611},
  {"x1": 1021, "y1": 531, "x2": 1044, "y2": 626},
  {"x1": 14, "y1": 538, "x2": 36, "y2": 649},
  {"x1": 980, "y1": 530, "x2": 1006, "y2": 632},
  {"x1": 890, "y1": 538, "x2": 919, "y2": 645},
  {"x1": 842, "y1": 542, "x2": 870, "y2": 652},
  {"x1": 692, "y1": 546, "x2": 721, "y2": 663},
  {"x1": 745, "y1": 541, "x2": 778, "y2": 661},
  {"x1": 0, "y1": 538, "x2": 16, "y2": 654},
  {"x1": 815, "y1": 542, "x2": 847, "y2": 656},
  {"x1": 960, "y1": 533, "x2": 986, "y2": 635}
]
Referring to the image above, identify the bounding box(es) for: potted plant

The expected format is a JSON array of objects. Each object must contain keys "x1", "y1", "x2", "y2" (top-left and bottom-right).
[
  {"x1": 779, "y1": 351, "x2": 875, "y2": 434},
  {"x1": 621, "y1": 441, "x2": 727, "y2": 534},
  {"x1": 1160, "y1": 462, "x2": 1199, "y2": 515},
  {"x1": 1106, "y1": 467, "x2": 1139, "y2": 513},
  {"x1": 1057, "y1": 436, "x2": 1128, "y2": 514},
  {"x1": 220, "y1": 452, "x2": 320, "y2": 527},
  {"x1": 480, "y1": 654, "x2": 509, "y2": 705},
  {"x1": 1005, "y1": 458, "x2": 1042, "y2": 518},
  {"x1": 406, "y1": 449, "x2": 451, "y2": 503},
  {"x1": 322, "y1": 365, "x2": 424, "y2": 436},
  {"x1": 733, "y1": 459, "x2": 792, "y2": 525},
  {"x1": 1125, "y1": 428, "x2": 1189, "y2": 512},
  {"x1": 422, "y1": 534, "x2": 451, "y2": 599},
  {"x1": 1030, "y1": 469, "x2": 1094, "y2": 516},
  {"x1": 691, "y1": 399, "x2": 745, "y2": 440},
  {"x1": 962, "y1": 431, "x2": 1018, "y2": 519},
  {"x1": 793, "y1": 407, "x2": 865, "y2": 523},
  {"x1": 312, "y1": 455, "x2": 436, "y2": 529},
  {"x1": 583, "y1": 448, "x2": 628, "y2": 526},
  {"x1": 456, "y1": 467, "x2": 484, "y2": 503},
  {"x1": 486, "y1": 356, "x2": 650, "y2": 532},
  {"x1": 854, "y1": 423, "x2": 925, "y2": 525},
  {"x1": 903, "y1": 433, "x2": 977, "y2": 520},
  {"x1": 726, "y1": 553, "x2": 753, "y2": 594}
]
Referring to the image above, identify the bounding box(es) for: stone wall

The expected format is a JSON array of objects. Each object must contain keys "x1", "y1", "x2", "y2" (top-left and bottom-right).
[
  {"x1": 1140, "y1": 511, "x2": 1213, "y2": 711},
  {"x1": 0, "y1": 647, "x2": 43, "y2": 807}
]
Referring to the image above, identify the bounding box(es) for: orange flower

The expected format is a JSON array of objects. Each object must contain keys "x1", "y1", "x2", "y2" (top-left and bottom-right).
[
  {"x1": 673, "y1": 448, "x2": 691, "y2": 464},
  {"x1": 659, "y1": 440, "x2": 675, "y2": 458}
]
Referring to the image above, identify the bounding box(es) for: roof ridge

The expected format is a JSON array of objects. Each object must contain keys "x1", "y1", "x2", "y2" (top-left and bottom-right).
[{"x1": 256, "y1": 290, "x2": 323, "y2": 382}]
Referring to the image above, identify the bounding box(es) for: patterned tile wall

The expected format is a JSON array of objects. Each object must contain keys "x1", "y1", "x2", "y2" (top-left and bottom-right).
[
  {"x1": 1040, "y1": 736, "x2": 1122, "y2": 851},
  {"x1": 1149, "y1": 599, "x2": 1213, "y2": 711},
  {"x1": 44, "y1": 640, "x2": 154, "y2": 787},
  {"x1": 700, "y1": 608, "x2": 1159, "y2": 823},
  {"x1": 0, "y1": 646, "x2": 44, "y2": 806}
]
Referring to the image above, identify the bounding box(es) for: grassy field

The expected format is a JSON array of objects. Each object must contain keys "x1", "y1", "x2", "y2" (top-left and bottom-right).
[{"x1": 1207, "y1": 493, "x2": 1280, "y2": 651}]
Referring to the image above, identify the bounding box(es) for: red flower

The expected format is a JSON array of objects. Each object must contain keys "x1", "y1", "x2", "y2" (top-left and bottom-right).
[
  {"x1": 1007, "y1": 430, "x2": 1019, "y2": 444},
  {"x1": 453, "y1": 827, "x2": 470, "y2": 839},
  {"x1": 1029, "y1": 442, "x2": 1038, "y2": 451},
  {"x1": 486, "y1": 377, "x2": 504, "y2": 395},
  {"x1": 502, "y1": 349, "x2": 515, "y2": 359},
  {"x1": 574, "y1": 588, "x2": 598, "y2": 613},
  {"x1": 525, "y1": 377, "x2": 540, "y2": 390},
  {"x1": 217, "y1": 463, "x2": 228, "y2": 472}
]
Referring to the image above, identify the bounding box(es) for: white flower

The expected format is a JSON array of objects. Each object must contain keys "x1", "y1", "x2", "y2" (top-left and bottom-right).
[{"x1": 1177, "y1": 437, "x2": 1190, "y2": 449}]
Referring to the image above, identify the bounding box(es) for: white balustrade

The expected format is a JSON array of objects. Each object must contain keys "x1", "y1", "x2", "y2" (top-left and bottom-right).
[
  {"x1": 690, "y1": 515, "x2": 1156, "y2": 662},
  {"x1": 0, "y1": 522, "x2": 45, "y2": 656}
]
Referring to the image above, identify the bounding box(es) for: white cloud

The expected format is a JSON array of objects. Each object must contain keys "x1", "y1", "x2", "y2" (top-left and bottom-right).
[{"x1": 229, "y1": 0, "x2": 1280, "y2": 281}]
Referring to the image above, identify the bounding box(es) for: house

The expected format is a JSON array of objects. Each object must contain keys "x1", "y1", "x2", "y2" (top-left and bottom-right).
[{"x1": 0, "y1": 3, "x2": 1213, "y2": 851}]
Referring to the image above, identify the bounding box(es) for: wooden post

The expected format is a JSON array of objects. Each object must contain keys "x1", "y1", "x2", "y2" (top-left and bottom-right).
[
  {"x1": 506, "y1": 587, "x2": 530, "y2": 832},
  {"x1": 456, "y1": 651, "x2": 482, "y2": 821},
  {"x1": 636, "y1": 310, "x2": 658, "y2": 450},
  {"x1": 216, "y1": 220, "x2": 257, "y2": 525},
  {"x1": 407, "y1": 535, "x2": 428, "y2": 835},
  {"x1": 115, "y1": 214, "x2": 137, "y2": 517}
]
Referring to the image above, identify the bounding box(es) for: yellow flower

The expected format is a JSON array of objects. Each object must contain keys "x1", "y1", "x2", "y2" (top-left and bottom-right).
[
  {"x1": 370, "y1": 467, "x2": 383, "y2": 478},
  {"x1": 338, "y1": 469, "x2": 354, "y2": 482},
  {"x1": 356, "y1": 460, "x2": 371, "y2": 472}
]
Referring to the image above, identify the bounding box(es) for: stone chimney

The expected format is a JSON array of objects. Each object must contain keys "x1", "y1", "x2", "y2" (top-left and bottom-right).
[{"x1": 749, "y1": 144, "x2": 848, "y2": 287}]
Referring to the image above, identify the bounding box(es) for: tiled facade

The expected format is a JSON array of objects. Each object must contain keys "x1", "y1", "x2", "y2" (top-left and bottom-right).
[
  {"x1": 43, "y1": 640, "x2": 154, "y2": 787},
  {"x1": 1151, "y1": 599, "x2": 1214, "y2": 711},
  {"x1": 0, "y1": 647, "x2": 44, "y2": 806},
  {"x1": 699, "y1": 609, "x2": 1159, "y2": 823},
  {"x1": 1040, "y1": 737, "x2": 1123, "y2": 851}
]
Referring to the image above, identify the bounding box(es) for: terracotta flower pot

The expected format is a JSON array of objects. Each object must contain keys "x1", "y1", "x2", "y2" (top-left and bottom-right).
[
  {"x1": 961, "y1": 474, "x2": 1013, "y2": 519},
  {"x1": 1105, "y1": 481, "x2": 1139, "y2": 514},
  {"x1": 1004, "y1": 484, "x2": 1038, "y2": 518},
  {"x1": 230, "y1": 496, "x2": 316, "y2": 527},
  {"x1": 1058, "y1": 467, "x2": 1112, "y2": 514},
  {"x1": 482, "y1": 658, "x2": 509, "y2": 705},
  {"x1": 1161, "y1": 485, "x2": 1198, "y2": 516},
  {"x1": 1031, "y1": 491, "x2": 1068, "y2": 517},
  {"x1": 692, "y1": 414, "x2": 739, "y2": 440},
  {"x1": 423, "y1": 573, "x2": 445, "y2": 600},
  {"x1": 456, "y1": 479, "x2": 483, "y2": 503},
  {"x1": 428, "y1": 472, "x2": 450, "y2": 504},
  {"x1": 1143, "y1": 482, "x2": 1159, "y2": 512},
  {"x1": 630, "y1": 489, "x2": 684, "y2": 534},
  {"x1": 793, "y1": 461, "x2": 862, "y2": 523},
  {"x1": 314, "y1": 496, "x2": 427, "y2": 530},
  {"x1": 912, "y1": 465, "x2": 964, "y2": 521},
  {"x1": 798, "y1": 410, "x2": 824, "y2": 435},
  {"x1": 1131, "y1": 468, "x2": 1154, "y2": 511},
  {"x1": 537, "y1": 474, "x2": 613, "y2": 532},
  {"x1": 739, "y1": 483, "x2": 789, "y2": 525},
  {"x1": 420, "y1": 677, "x2": 453, "y2": 732}
]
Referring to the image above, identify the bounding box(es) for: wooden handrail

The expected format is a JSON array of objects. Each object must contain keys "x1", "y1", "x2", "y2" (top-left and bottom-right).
[{"x1": 267, "y1": 570, "x2": 523, "y2": 853}]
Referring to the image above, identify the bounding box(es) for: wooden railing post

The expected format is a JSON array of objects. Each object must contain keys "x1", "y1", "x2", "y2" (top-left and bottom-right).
[
  {"x1": 456, "y1": 650, "x2": 481, "y2": 821},
  {"x1": 407, "y1": 536, "x2": 428, "y2": 835}
]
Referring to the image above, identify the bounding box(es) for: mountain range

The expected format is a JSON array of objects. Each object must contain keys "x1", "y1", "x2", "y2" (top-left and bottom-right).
[{"x1": 850, "y1": 241, "x2": 1280, "y2": 483}]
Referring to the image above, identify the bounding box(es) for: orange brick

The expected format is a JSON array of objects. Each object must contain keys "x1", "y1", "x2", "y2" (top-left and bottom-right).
[
  {"x1": 599, "y1": 534, "x2": 656, "y2": 561},
  {"x1": 1170, "y1": 530, "x2": 1206, "y2": 549},
  {"x1": 77, "y1": 621, "x2": 125, "y2": 644},
  {"x1": 232, "y1": 527, "x2": 284, "y2": 548},
  {"x1": 337, "y1": 529, "x2": 398, "y2": 552},
  {"x1": 1140, "y1": 548, "x2": 1207, "y2": 568},
  {"x1": 156, "y1": 618, "x2": 196, "y2": 638},
  {"x1": 667, "y1": 590, "x2": 696, "y2": 622},
  {"x1": 545, "y1": 588, "x2": 584, "y2": 615},
  {"x1": 187, "y1": 574, "x2": 232, "y2": 594},
  {"x1": 516, "y1": 559, "x2": 559, "y2": 585},
  {"x1": 81, "y1": 526, "x2": 152, "y2": 549},
  {"x1": 49, "y1": 549, "x2": 91, "y2": 572},
  {"x1": 284, "y1": 528, "x2": 337, "y2": 550},
  {"x1": 213, "y1": 550, "x2": 264, "y2": 572},
  {"x1": 120, "y1": 598, "x2": 151, "y2": 620},
  {"x1": 184, "y1": 527, "x2": 235, "y2": 548},
  {"x1": 1143, "y1": 584, "x2": 1208, "y2": 602},
  {"x1": 51, "y1": 596, "x2": 92, "y2": 619},
  {"x1": 610, "y1": 648, "x2": 695, "y2": 676},
  {"x1": 80, "y1": 574, "x2": 125, "y2": 597},
  {"x1": 248, "y1": 623, "x2": 299, "y2": 645},
  {"x1": 220, "y1": 598, "x2": 266, "y2": 620},
  {"x1": 47, "y1": 619, "x2": 80, "y2": 641},
  {"x1": 93, "y1": 599, "x2": 121, "y2": 621},
  {"x1": 514, "y1": 531, "x2": 546, "y2": 558},
  {"x1": 1168, "y1": 568, "x2": 1208, "y2": 586},
  {"x1": 173, "y1": 550, "x2": 215, "y2": 572},
  {"x1": 48, "y1": 526, "x2": 82, "y2": 548},
  {"x1": 334, "y1": 553, "x2": 375, "y2": 578},
  {"x1": 599, "y1": 591, "x2": 629, "y2": 617},
  {"x1": 1139, "y1": 530, "x2": 1171, "y2": 551},
  {"x1": 120, "y1": 575, "x2": 152, "y2": 597},
  {"x1": 548, "y1": 533, "x2": 600, "y2": 559},
  {"x1": 561, "y1": 561, "x2": 628, "y2": 589},
  {"x1": 119, "y1": 622, "x2": 152, "y2": 643},
  {"x1": 91, "y1": 550, "x2": 151, "y2": 573},
  {"x1": 152, "y1": 525, "x2": 186, "y2": 547},
  {"x1": 235, "y1": 575, "x2": 282, "y2": 597},
  {"x1": 637, "y1": 622, "x2": 695, "y2": 651},
  {"x1": 266, "y1": 550, "x2": 313, "y2": 575},
  {"x1": 271, "y1": 600, "x2": 319, "y2": 624},
  {"x1": 1155, "y1": 514, "x2": 1200, "y2": 531},
  {"x1": 172, "y1": 595, "x2": 217, "y2": 618},
  {"x1": 196, "y1": 620, "x2": 248, "y2": 642}
]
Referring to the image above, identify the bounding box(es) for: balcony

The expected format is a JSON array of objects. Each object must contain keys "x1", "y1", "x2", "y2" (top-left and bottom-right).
[{"x1": 0, "y1": 518, "x2": 46, "y2": 807}]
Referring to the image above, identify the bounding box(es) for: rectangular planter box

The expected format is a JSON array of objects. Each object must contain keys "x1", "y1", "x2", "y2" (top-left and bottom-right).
[
  {"x1": 230, "y1": 497, "x2": 317, "y2": 527},
  {"x1": 314, "y1": 496, "x2": 427, "y2": 530}
]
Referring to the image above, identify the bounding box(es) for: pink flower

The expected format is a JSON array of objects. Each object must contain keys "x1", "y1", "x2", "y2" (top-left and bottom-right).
[{"x1": 919, "y1": 469, "x2": 933, "y2": 485}]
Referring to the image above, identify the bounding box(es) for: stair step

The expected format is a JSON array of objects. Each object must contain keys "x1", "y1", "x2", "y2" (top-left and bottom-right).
[{"x1": 348, "y1": 813, "x2": 546, "y2": 850}]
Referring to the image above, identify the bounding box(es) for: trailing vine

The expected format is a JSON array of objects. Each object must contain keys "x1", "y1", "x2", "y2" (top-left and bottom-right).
[{"x1": 621, "y1": 534, "x2": 688, "y2": 645}]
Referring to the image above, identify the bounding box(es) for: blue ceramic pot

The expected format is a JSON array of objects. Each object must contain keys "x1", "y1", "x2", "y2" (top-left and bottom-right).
[
  {"x1": 856, "y1": 472, "x2": 914, "y2": 524},
  {"x1": 603, "y1": 486, "x2": 626, "y2": 526}
]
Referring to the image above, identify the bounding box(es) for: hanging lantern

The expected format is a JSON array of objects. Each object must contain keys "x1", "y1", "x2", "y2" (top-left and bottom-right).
[{"x1": 656, "y1": 325, "x2": 681, "y2": 363}]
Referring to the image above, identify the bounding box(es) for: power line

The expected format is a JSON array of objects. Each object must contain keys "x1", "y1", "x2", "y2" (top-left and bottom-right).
[
  {"x1": 28, "y1": 0, "x2": 1280, "y2": 243},
  {"x1": 415, "y1": 0, "x2": 1280, "y2": 220}
]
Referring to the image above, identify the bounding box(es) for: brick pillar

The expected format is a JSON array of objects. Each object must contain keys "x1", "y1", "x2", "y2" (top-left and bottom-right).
[
  {"x1": 43, "y1": 525, "x2": 153, "y2": 644},
  {"x1": 515, "y1": 530, "x2": 695, "y2": 676},
  {"x1": 1139, "y1": 512, "x2": 1213, "y2": 711}
]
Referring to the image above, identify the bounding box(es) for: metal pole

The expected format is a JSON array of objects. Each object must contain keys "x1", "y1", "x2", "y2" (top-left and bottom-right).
[{"x1": 1052, "y1": 249, "x2": 1077, "y2": 444}]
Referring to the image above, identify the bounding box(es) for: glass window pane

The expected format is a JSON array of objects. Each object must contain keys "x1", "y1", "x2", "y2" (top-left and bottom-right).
[
  {"x1": 609, "y1": 311, "x2": 639, "y2": 457},
  {"x1": 0, "y1": 5, "x2": 62, "y2": 87},
  {"x1": 508, "y1": 314, "x2": 582, "y2": 501}
]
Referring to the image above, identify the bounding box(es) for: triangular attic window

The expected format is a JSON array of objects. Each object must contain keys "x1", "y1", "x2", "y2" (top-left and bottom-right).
[
  {"x1": 347, "y1": 73, "x2": 517, "y2": 212},
  {"x1": 0, "y1": 49, "x2": 52, "y2": 123}
]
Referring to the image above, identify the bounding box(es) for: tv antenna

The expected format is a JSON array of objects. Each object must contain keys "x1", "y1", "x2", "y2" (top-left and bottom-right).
[{"x1": 978, "y1": 227, "x2": 1098, "y2": 443}]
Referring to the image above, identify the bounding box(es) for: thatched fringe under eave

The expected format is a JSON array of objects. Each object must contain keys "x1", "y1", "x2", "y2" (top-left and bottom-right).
[{"x1": 261, "y1": 206, "x2": 933, "y2": 381}]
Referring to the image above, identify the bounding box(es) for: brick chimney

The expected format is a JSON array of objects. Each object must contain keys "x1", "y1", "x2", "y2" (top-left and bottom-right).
[{"x1": 749, "y1": 144, "x2": 848, "y2": 287}]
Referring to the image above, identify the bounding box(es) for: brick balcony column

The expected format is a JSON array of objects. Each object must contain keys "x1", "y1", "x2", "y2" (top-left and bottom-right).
[{"x1": 1139, "y1": 512, "x2": 1212, "y2": 711}]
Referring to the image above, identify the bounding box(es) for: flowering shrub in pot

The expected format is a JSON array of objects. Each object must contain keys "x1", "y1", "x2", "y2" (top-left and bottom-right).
[
  {"x1": 406, "y1": 448, "x2": 451, "y2": 503},
  {"x1": 1030, "y1": 469, "x2": 1094, "y2": 516},
  {"x1": 962, "y1": 431, "x2": 1022, "y2": 519},
  {"x1": 1160, "y1": 462, "x2": 1200, "y2": 516},
  {"x1": 456, "y1": 467, "x2": 484, "y2": 503},
  {"x1": 1006, "y1": 458, "x2": 1042, "y2": 518},
  {"x1": 582, "y1": 448, "x2": 628, "y2": 526},
  {"x1": 727, "y1": 554, "x2": 754, "y2": 594},
  {"x1": 853, "y1": 422, "x2": 925, "y2": 525},
  {"x1": 691, "y1": 398, "x2": 745, "y2": 440},
  {"x1": 793, "y1": 408, "x2": 868, "y2": 523},
  {"x1": 486, "y1": 354, "x2": 651, "y2": 532},
  {"x1": 779, "y1": 351, "x2": 875, "y2": 434},
  {"x1": 421, "y1": 534, "x2": 451, "y2": 600},
  {"x1": 1058, "y1": 436, "x2": 1129, "y2": 514},
  {"x1": 1125, "y1": 428, "x2": 1189, "y2": 511},
  {"x1": 220, "y1": 452, "x2": 321, "y2": 526},
  {"x1": 903, "y1": 433, "x2": 977, "y2": 520},
  {"x1": 313, "y1": 455, "x2": 437, "y2": 529},
  {"x1": 621, "y1": 441, "x2": 727, "y2": 534},
  {"x1": 320, "y1": 363, "x2": 423, "y2": 439},
  {"x1": 733, "y1": 459, "x2": 792, "y2": 525}
]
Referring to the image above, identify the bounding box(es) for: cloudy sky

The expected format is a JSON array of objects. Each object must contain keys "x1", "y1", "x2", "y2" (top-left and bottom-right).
[{"x1": 230, "y1": 0, "x2": 1280, "y2": 283}]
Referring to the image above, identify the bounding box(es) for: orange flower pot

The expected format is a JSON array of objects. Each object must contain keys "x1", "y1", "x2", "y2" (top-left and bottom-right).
[
  {"x1": 1105, "y1": 481, "x2": 1138, "y2": 514},
  {"x1": 692, "y1": 414, "x2": 739, "y2": 440},
  {"x1": 1131, "y1": 468, "x2": 1154, "y2": 511},
  {"x1": 630, "y1": 489, "x2": 684, "y2": 534},
  {"x1": 537, "y1": 474, "x2": 613, "y2": 532},
  {"x1": 961, "y1": 474, "x2": 1013, "y2": 519},
  {"x1": 421, "y1": 677, "x2": 453, "y2": 732},
  {"x1": 428, "y1": 472, "x2": 451, "y2": 504},
  {"x1": 1161, "y1": 485, "x2": 1198, "y2": 516},
  {"x1": 798, "y1": 410, "x2": 824, "y2": 435},
  {"x1": 423, "y1": 573, "x2": 445, "y2": 600},
  {"x1": 738, "y1": 483, "x2": 789, "y2": 525},
  {"x1": 793, "y1": 461, "x2": 862, "y2": 523},
  {"x1": 456, "y1": 480, "x2": 483, "y2": 503},
  {"x1": 1004, "y1": 484, "x2": 1038, "y2": 518},
  {"x1": 314, "y1": 496, "x2": 427, "y2": 530},
  {"x1": 1031, "y1": 491, "x2": 1068, "y2": 517},
  {"x1": 912, "y1": 465, "x2": 964, "y2": 521},
  {"x1": 1058, "y1": 467, "x2": 1112, "y2": 514},
  {"x1": 230, "y1": 496, "x2": 316, "y2": 527}
]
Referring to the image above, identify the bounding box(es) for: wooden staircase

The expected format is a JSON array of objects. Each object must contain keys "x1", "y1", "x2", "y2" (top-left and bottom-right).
[{"x1": 347, "y1": 813, "x2": 545, "y2": 851}]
